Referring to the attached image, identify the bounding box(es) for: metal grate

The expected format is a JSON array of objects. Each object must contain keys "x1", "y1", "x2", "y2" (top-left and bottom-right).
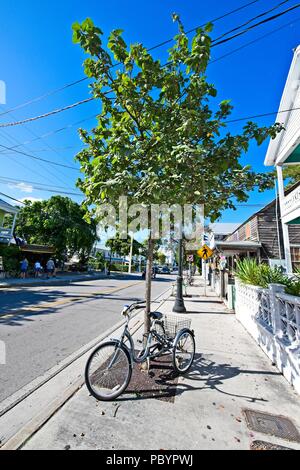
[
  {"x1": 250, "y1": 441, "x2": 293, "y2": 451},
  {"x1": 162, "y1": 314, "x2": 191, "y2": 339},
  {"x1": 243, "y1": 409, "x2": 300, "y2": 443}
]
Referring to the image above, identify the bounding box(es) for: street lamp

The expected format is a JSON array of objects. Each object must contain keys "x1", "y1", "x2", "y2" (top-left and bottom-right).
[{"x1": 173, "y1": 238, "x2": 187, "y2": 314}]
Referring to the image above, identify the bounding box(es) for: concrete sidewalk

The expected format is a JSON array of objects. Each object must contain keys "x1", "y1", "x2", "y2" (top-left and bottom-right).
[{"x1": 23, "y1": 280, "x2": 300, "y2": 450}]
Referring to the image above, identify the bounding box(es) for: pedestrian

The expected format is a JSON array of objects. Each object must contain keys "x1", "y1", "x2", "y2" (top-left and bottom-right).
[
  {"x1": 208, "y1": 263, "x2": 213, "y2": 286},
  {"x1": 34, "y1": 260, "x2": 42, "y2": 278},
  {"x1": 20, "y1": 258, "x2": 29, "y2": 279},
  {"x1": 46, "y1": 258, "x2": 55, "y2": 279}
]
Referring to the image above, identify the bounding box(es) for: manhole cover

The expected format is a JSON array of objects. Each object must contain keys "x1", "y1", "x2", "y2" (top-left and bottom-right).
[
  {"x1": 251, "y1": 441, "x2": 293, "y2": 451},
  {"x1": 243, "y1": 409, "x2": 300, "y2": 443}
]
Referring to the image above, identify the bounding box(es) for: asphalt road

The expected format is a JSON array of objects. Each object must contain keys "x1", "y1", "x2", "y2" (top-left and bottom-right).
[{"x1": 0, "y1": 274, "x2": 175, "y2": 404}]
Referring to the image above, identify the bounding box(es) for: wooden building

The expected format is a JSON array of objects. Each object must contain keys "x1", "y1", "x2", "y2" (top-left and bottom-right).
[{"x1": 224, "y1": 183, "x2": 300, "y2": 271}]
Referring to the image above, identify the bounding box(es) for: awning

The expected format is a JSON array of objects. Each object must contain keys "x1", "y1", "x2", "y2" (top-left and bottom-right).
[
  {"x1": 215, "y1": 241, "x2": 262, "y2": 256},
  {"x1": 19, "y1": 244, "x2": 55, "y2": 254}
]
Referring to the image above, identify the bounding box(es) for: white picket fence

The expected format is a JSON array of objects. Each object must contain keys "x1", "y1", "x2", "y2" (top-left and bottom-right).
[{"x1": 235, "y1": 281, "x2": 300, "y2": 395}]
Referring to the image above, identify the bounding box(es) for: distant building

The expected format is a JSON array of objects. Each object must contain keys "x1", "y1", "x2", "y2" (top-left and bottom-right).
[
  {"x1": 0, "y1": 199, "x2": 19, "y2": 245},
  {"x1": 208, "y1": 223, "x2": 241, "y2": 248},
  {"x1": 93, "y1": 247, "x2": 126, "y2": 264}
]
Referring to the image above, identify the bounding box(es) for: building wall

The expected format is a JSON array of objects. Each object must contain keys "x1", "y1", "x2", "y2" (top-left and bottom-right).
[
  {"x1": 257, "y1": 204, "x2": 284, "y2": 261},
  {"x1": 226, "y1": 217, "x2": 259, "y2": 243},
  {"x1": 226, "y1": 202, "x2": 300, "y2": 263}
]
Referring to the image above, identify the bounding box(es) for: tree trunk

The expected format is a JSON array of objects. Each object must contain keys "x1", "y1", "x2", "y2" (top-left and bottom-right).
[{"x1": 144, "y1": 238, "x2": 154, "y2": 343}]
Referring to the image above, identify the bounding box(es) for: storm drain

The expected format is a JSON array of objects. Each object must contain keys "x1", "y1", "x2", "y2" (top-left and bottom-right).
[
  {"x1": 251, "y1": 441, "x2": 293, "y2": 451},
  {"x1": 243, "y1": 409, "x2": 300, "y2": 443}
]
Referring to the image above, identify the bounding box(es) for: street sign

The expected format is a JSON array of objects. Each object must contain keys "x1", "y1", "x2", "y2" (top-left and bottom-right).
[
  {"x1": 197, "y1": 245, "x2": 214, "y2": 260},
  {"x1": 187, "y1": 255, "x2": 194, "y2": 263}
]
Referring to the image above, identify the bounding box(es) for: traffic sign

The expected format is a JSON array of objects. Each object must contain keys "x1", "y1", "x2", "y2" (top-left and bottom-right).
[
  {"x1": 197, "y1": 245, "x2": 214, "y2": 260},
  {"x1": 187, "y1": 255, "x2": 194, "y2": 263}
]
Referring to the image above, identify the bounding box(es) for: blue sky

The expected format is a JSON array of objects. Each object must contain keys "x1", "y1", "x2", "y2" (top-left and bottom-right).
[{"x1": 0, "y1": 0, "x2": 299, "y2": 227}]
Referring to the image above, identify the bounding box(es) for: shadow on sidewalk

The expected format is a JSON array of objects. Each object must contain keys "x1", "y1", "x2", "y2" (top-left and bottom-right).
[{"x1": 115, "y1": 354, "x2": 279, "y2": 404}]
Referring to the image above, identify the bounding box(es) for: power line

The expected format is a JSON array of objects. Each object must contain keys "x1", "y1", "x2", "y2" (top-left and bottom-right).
[
  {"x1": 0, "y1": 127, "x2": 75, "y2": 191},
  {"x1": 0, "y1": 114, "x2": 97, "y2": 155},
  {"x1": 0, "y1": 143, "x2": 79, "y2": 171},
  {"x1": 210, "y1": 15, "x2": 300, "y2": 64},
  {"x1": 0, "y1": 129, "x2": 54, "y2": 182},
  {"x1": 0, "y1": 78, "x2": 88, "y2": 118},
  {"x1": 1, "y1": 1, "x2": 298, "y2": 129},
  {"x1": 2, "y1": 10, "x2": 298, "y2": 164},
  {"x1": 0, "y1": 191, "x2": 26, "y2": 205},
  {"x1": 226, "y1": 105, "x2": 300, "y2": 124},
  {"x1": 212, "y1": 0, "x2": 290, "y2": 43},
  {"x1": 0, "y1": 180, "x2": 82, "y2": 197},
  {"x1": 0, "y1": 104, "x2": 78, "y2": 190},
  {"x1": 0, "y1": 176, "x2": 78, "y2": 191},
  {"x1": 0, "y1": 96, "x2": 95, "y2": 128},
  {"x1": 147, "y1": 0, "x2": 261, "y2": 52},
  {"x1": 212, "y1": 1, "x2": 300, "y2": 47},
  {"x1": 0, "y1": 145, "x2": 79, "y2": 154},
  {"x1": 0, "y1": 0, "x2": 260, "y2": 119}
]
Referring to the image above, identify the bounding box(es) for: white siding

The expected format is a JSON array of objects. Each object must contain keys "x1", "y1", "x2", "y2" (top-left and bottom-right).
[{"x1": 279, "y1": 83, "x2": 300, "y2": 156}]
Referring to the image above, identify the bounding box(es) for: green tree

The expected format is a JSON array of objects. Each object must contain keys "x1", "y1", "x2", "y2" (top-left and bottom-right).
[
  {"x1": 271, "y1": 165, "x2": 300, "y2": 189},
  {"x1": 15, "y1": 196, "x2": 98, "y2": 263},
  {"x1": 283, "y1": 166, "x2": 300, "y2": 188},
  {"x1": 73, "y1": 16, "x2": 282, "y2": 334},
  {"x1": 157, "y1": 252, "x2": 167, "y2": 266},
  {"x1": 89, "y1": 250, "x2": 105, "y2": 270},
  {"x1": 106, "y1": 233, "x2": 141, "y2": 259}
]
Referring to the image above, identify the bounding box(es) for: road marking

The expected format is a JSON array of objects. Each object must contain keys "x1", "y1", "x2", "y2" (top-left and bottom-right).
[{"x1": 0, "y1": 281, "x2": 141, "y2": 319}]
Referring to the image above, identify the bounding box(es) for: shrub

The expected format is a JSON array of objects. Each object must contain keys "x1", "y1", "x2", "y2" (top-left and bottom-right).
[
  {"x1": 235, "y1": 258, "x2": 291, "y2": 289},
  {"x1": 0, "y1": 245, "x2": 23, "y2": 276},
  {"x1": 286, "y1": 279, "x2": 300, "y2": 297},
  {"x1": 235, "y1": 259, "x2": 261, "y2": 286}
]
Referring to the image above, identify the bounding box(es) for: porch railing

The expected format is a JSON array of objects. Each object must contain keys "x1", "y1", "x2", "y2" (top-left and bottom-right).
[{"x1": 235, "y1": 280, "x2": 300, "y2": 394}]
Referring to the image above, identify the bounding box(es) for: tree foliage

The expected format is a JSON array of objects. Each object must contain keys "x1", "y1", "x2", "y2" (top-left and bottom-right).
[
  {"x1": 15, "y1": 196, "x2": 98, "y2": 262},
  {"x1": 73, "y1": 16, "x2": 283, "y2": 222},
  {"x1": 157, "y1": 252, "x2": 167, "y2": 266},
  {"x1": 106, "y1": 233, "x2": 141, "y2": 258},
  {"x1": 72, "y1": 15, "x2": 283, "y2": 332},
  {"x1": 283, "y1": 165, "x2": 300, "y2": 188}
]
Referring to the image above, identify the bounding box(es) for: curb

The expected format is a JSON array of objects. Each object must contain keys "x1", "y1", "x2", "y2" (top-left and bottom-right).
[
  {"x1": 0, "y1": 285, "x2": 172, "y2": 450},
  {"x1": 0, "y1": 273, "x2": 128, "y2": 289}
]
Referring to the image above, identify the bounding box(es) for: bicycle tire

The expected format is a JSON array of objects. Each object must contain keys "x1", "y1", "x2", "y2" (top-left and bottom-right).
[
  {"x1": 85, "y1": 341, "x2": 132, "y2": 401},
  {"x1": 172, "y1": 329, "x2": 195, "y2": 375}
]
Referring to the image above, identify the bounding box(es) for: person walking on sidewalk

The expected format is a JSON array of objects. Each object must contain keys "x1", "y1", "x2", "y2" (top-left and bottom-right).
[
  {"x1": 46, "y1": 258, "x2": 55, "y2": 279},
  {"x1": 34, "y1": 260, "x2": 42, "y2": 278},
  {"x1": 20, "y1": 258, "x2": 29, "y2": 279}
]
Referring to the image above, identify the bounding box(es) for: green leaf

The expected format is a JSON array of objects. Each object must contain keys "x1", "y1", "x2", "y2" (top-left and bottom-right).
[{"x1": 204, "y1": 22, "x2": 213, "y2": 33}]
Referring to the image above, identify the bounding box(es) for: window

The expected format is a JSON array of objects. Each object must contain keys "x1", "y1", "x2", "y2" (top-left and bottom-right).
[{"x1": 291, "y1": 246, "x2": 300, "y2": 271}]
